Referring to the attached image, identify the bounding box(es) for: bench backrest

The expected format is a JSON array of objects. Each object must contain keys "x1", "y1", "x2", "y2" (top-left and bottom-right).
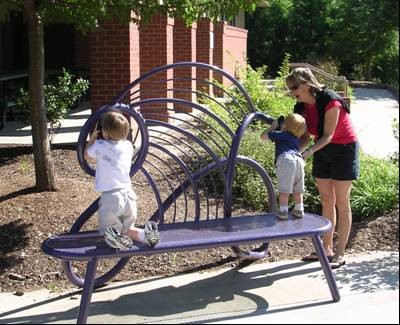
[{"x1": 79, "y1": 62, "x2": 276, "y2": 226}]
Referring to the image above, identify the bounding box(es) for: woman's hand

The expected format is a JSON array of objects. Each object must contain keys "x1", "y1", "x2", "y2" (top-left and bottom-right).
[{"x1": 302, "y1": 147, "x2": 313, "y2": 159}]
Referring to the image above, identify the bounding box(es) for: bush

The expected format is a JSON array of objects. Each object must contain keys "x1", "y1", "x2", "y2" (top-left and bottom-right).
[
  {"x1": 389, "y1": 118, "x2": 399, "y2": 164},
  {"x1": 233, "y1": 54, "x2": 295, "y2": 122},
  {"x1": 16, "y1": 69, "x2": 89, "y2": 144},
  {"x1": 351, "y1": 153, "x2": 399, "y2": 220}
]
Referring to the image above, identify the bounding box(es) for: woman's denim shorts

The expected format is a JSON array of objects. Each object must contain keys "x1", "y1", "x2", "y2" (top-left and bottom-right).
[{"x1": 312, "y1": 142, "x2": 359, "y2": 180}]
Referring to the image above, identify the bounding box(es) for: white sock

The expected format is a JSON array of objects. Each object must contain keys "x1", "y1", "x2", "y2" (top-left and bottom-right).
[
  {"x1": 295, "y1": 203, "x2": 304, "y2": 211},
  {"x1": 280, "y1": 205, "x2": 288, "y2": 212},
  {"x1": 137, "y1": 229, "x2": 146, "y2": 243}
]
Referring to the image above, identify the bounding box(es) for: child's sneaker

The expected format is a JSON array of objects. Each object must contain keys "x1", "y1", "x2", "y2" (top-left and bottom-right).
[
  {"x1": 104, "y1": 226, "x2": 133, "y2": 250},
  {"x1": 277, "y1": 210, "x2": 288, "y2": 220},
  {"x1": 292, "y1": 209, "x2": 304, "y2": 218},
  {"x1": 144, "y1": 221, "x2": 160, "y2": 247}
]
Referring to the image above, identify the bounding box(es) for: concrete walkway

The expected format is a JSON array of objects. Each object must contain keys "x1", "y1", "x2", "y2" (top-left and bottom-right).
[
  {"x1": 0, "y1": 251, "x2": 398, "y2": 324},
  {"x1": 350, "y1": 88, "x2": 399, "y2": 159},
  {"x1": 0, "y1": 101, "x2": 91, "y2": 145}
]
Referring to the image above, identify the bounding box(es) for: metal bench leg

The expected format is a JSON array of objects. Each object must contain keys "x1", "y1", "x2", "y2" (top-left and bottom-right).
[
  {"x1": 77, "y1": 257, "x2": 98, "y2": 324},
  {"x1": 311, "y1": 235, "x2": 341, "y2": 302},
  {"x1": 0, "y1": 105, "x2": 5, "y2": 129}
]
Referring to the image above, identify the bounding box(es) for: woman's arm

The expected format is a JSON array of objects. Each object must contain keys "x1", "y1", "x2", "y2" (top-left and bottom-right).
[
  {"x1": 302, "y1": 106, "x2": 340, "y2": 159},
  {"x1": 299, "y1": 129, "x2": 311, "y2": 152}
]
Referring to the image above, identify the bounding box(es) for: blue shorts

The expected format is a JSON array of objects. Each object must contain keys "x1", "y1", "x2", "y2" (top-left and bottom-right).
[{"x1": 312, "y1": 142, "x2": 359, "y2": 180}]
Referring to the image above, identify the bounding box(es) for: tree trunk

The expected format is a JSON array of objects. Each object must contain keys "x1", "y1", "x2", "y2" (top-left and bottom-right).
[{"x1": 23, "y1": 1, "x2": 57, "y2": 191}]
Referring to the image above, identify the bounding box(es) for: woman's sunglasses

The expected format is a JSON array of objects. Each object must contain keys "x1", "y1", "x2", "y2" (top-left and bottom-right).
[{"x1": 287, "y1": 84, "x2": 299, "y2": 91}]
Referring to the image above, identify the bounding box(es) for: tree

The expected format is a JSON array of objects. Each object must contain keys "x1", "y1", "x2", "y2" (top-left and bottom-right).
[
  {"x1": 327, "y1": 0, "x2": 399, "y2": 79},
  {"x1": 0, "y1": 0, "x2": 259, "y2": 192},
  {"x1": 246, "y1": 0, "x2": 292, "y2": 75}
]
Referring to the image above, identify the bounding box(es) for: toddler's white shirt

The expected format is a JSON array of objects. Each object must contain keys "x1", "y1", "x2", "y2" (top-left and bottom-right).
[{"x1": 86, "y1": 139, "x2": 134, "y2": 192}]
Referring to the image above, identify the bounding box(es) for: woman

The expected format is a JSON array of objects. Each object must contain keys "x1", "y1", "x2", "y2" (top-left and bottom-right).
[{"x1": 285, "y1": 67, "x2": 359, "y2": 269}]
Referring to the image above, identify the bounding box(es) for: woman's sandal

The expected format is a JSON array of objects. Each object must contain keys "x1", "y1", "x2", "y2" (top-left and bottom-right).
[
  {"x1": 330, "y1": 255, "x2": 346, "y2": 269},
  {"x1": 302, "y1": 251, "x2": 334, "y2": 262}
]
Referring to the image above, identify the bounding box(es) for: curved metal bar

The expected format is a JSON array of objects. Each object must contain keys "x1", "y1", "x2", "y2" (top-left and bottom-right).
[
  {"x1": 152, "y1": 155, "x2": 275, "y2": 222},
  {"x1": 128, "y1": 79, "x2": 246, "y2": 122},
  {"x1": 136, "y1": 97, "x2": 236, "y2": 139},
  {"x1": 149, "y1": 158, "x2": 225, "y2": 222},
  {"x1": 150, "y1": 130, "x2": 219, "y2": 220},
  {"x1": 69, "y1": 198, "x2": 100, "y2": 233},
  {"x1": 146, "y1": 148, "x2": 187, "y2": 222},
  {"x1": 146, "y1": 119, "x2": 227, "y2": 183},
  {"x1": 139, "y1": 166, "x2": 164, "y2": 222},
  {"x1": 224, "y1": 112, "x2": 275, "y2": 218},
  {"x1": 146, "y1": 112, "x2": 230, "y2": 155},
  {"x1": 150, "y1": 142, "x2": 201, "y2": 222},
  {"x1": 110, "y1": 62, "x2": 255, "y2": 112},
  {"x1": 151, "y1": 132, "x2": 211, "y2": 220}
]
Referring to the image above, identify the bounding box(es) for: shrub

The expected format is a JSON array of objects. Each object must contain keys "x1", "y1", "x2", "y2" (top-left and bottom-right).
[
  {"x1": 16, "y1": 69, "x2": 89, "y2": 145},
  {"x1": 351, "y1": 153, "x2": 399, "y2": 220},
  {"x1": 389, "y1": 118, "x2": 399, "y2": 165}
]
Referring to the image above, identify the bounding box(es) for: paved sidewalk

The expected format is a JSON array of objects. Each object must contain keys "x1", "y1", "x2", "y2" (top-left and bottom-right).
[
  {"x1": 0, "y1": 251, "x2": 398, "y2": 324},
  {"x1": 0, "y1": 101, "x2": 91, "y2": 145},
  {"x1": 350, "y1": 88, "x2": 398, "y2": 159}
]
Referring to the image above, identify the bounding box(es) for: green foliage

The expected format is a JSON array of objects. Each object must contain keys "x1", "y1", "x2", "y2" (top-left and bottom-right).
[
  {"x1": 0, "y1": 1, "x2": 259, "y2": 29},
  {"x1": 351, "y1": 153, "x2": 399, "y2": 220},
  {"x1": 234, "y1": 57, "x2": 295, "y2": 122},
  {"x1": 246, "y1": 0, "x2": 399, "y2": 89},
  {"x1": 235, "y1": 132, "x2": 276, "y2": 210},
  {"x1": 390, "y1": 118, "x2": 399, "y2": 164},
  {"x1": 16, "y1": 69, "x2": 89, "y2": 141},
  {"x1": 246, "y1": 0, "x2": 292, "y2": 74}
]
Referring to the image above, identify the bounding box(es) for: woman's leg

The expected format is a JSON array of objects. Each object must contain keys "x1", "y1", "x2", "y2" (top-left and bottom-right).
[
  {"x1": 316, "y1": 177, "x2": 336, "y2": 256},
  {"x1": 332, "y1": 180, "x2": 353, "y2": 258}
]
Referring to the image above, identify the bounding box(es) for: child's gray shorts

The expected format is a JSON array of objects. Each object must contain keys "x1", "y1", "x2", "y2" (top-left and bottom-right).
[
  {"x1": 98, "y1": 187, "x2": 138, "y2": 235},
  {"x1": 276, "y1": 153, "x2": 305, "y2": 194}
]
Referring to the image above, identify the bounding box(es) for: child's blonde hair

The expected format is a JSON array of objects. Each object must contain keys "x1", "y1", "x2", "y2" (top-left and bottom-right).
[
  {"x1": 283, "y1": 113, "x2": 306, "y2": 138},
  {"x1": 101, "y1": 111, "x2": 130, "y2": 140}
]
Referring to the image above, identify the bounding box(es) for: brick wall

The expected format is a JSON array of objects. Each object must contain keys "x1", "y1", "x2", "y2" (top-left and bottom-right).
[
  {"x1": 139, "y1": 14, "x2": 174, "y2": 121},
  {"x1": 196, "y1": 18, "x2": 214, "y2": 96},
  {"x1": 89, "y1": 20, "x2": 140, "y2": 111},
  {"x1": 173, "y1": 19, "x2": 197, "y2": 112},
  {"x1": 214, "y1": 22, "x2": 247, "y2": 95}
]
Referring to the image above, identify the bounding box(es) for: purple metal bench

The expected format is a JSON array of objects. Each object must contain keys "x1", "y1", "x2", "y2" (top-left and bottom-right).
[{"x1": 41, "y1": 62, "x2": 340, "y2": 324}]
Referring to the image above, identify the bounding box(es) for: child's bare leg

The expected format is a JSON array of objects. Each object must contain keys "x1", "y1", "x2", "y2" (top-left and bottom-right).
[
  {"x1": 279, "y1": 192, "x2": 289, "y2": 210},
  {"x1": 293, "y1": 192, "x2": 303, "y2": 206},
  {"x1": 277, "y1": 192, "x2": 289, "y2": 219},
  {"x1": 292, "y1": 192, "x2": 304, "y2": 218},
  {"x1": 124, "y1": 223, "x2": 160, "y2": 247},
  {"x1": 125, "y1": 227, "x2": 145, "y2": 242}
]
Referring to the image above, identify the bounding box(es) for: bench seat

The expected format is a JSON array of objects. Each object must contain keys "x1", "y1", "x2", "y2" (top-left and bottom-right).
[{"x1": 42, "y1": 213, "x2": 331, "y2": 261}]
